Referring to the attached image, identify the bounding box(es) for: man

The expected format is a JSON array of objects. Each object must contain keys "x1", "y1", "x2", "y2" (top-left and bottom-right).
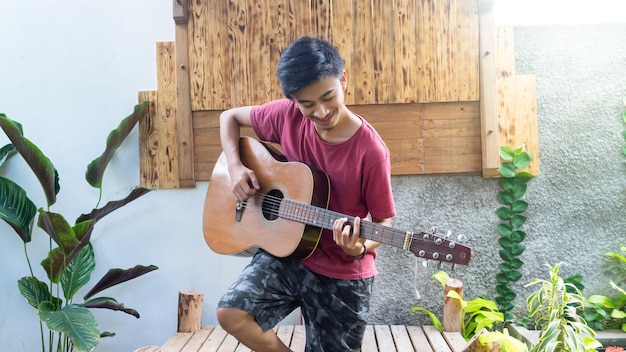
[{"x1": 216, "y1": 36, "x2": 396, "y2": 352}]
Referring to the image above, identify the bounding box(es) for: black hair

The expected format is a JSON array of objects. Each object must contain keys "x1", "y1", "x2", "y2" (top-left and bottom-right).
[{"x1": 277, "y1": 36, "x2": 345, "y2": 98}]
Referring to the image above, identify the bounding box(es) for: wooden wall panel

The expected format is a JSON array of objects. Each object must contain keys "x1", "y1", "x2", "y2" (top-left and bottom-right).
[
  {"x1": 138, "y1": 0, "x2": 540, "y2": 187},
  {"x1": 187, "y1": 0, "x2": 480, "y2": 111}
]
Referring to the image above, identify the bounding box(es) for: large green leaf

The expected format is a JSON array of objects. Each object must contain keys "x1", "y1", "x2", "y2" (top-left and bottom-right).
[
  {"x1": 85, "y1": 101, "x2": 149, "y2": 189},
  {"x1": 39, "y1": 302, "x2": 100, "y2": 351},
  {"x1": 76, "y1": 187, "x2": 152, "y2": 224},
  {"x1": 61, "y1": 243, "x2": 96, "y2": 301},
  {"x1": 0, "y1": 176, "x2": 37, "y2": 242},
  {"x1": 0, "y1": 115, "x2": 58, "y2": 207},
  {"x1": 83, "y1": 297, "x2": 140, "y2": 318},
  {"x1": 0, "y1": 115, "x2": 22, "y2": 168},
  {"x1": 39, "y1": 211, "x2": 94, "y2": 282},
  {"x1": 83, "y1": 264, "x2": 158, "y2": 300},
  {"x1": 17, "y1": 276, "x2": 61, "y2": 310}
]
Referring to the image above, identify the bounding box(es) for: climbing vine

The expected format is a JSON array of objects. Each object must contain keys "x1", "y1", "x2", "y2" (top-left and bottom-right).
[{"x1": 495, "y1": 145, "x2": 533, "y2": 321}]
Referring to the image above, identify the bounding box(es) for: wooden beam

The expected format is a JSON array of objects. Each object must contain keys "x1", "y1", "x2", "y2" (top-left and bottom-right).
[
  {"x1": 175, "y1": 18, "x2": 195, "y2": 188},
  {"x1": 478, "y1": 0, "x2": 500, "y2": 177}
]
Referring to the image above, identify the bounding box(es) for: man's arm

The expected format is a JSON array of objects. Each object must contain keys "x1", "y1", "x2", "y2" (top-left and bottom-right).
[{"x1": 219, "y1": 106, "x2": 259, "y2": 201}]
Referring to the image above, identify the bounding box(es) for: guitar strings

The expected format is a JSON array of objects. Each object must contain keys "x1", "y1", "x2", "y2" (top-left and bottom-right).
[{"x1": 237, "y1": 192, "x2": 452, "y2": 250}]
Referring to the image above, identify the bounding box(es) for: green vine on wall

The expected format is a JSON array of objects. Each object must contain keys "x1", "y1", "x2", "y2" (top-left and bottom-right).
[{"x1": 495, "y1": 145, "x2": 533, "y2": 321}]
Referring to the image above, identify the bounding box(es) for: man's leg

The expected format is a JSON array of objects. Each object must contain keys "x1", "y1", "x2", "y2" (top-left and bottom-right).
[{"x1": 217, "y1": 307, "x2": 293, "y2": 352}]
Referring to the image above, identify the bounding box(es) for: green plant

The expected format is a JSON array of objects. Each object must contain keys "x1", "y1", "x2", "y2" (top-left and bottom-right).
[
  {"x1": 0, "y1": 101, "x2": 157, "y2": 352},
  {"x1": 495, "y1": 145, "x2": 533, "y2": 321},
  {"x1": 526, "y1": 263, "x2": 602, "y2": 352},
  {"x1": 583, "y1": 246, "x2": 626, "y2": 332},
  {"x1": 412, "y1": 271, "x2": 505, "y2": 340}
]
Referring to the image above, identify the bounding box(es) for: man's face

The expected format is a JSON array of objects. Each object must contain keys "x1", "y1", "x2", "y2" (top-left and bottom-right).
[{"x1": 291, "y1": 71, "x2": 348, "y2": 131}]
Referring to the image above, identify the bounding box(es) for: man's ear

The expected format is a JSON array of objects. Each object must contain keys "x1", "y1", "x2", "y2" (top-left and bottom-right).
[{"x1": 341, "y1": 70, "x2": 348, "y2": 90}]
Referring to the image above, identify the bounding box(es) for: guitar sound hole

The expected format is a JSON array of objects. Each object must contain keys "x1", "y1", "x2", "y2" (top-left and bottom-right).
[{"x1": 262, "y1": 189, "x2": 283, "y2": 221}]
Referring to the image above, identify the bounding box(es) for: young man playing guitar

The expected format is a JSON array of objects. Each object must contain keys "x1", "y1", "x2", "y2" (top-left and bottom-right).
[{"x1": 216, "y1": 36, "x2": 396, "y2": 352}]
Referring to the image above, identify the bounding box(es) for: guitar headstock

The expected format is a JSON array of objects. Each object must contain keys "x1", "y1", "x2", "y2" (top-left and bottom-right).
[{"x1": 408, "y1": 228, "x2": 472, "y2": 266}]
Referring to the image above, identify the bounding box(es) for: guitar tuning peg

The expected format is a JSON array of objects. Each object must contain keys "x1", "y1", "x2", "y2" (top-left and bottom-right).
[
  {"x1": 445, "y1": 229, "x2": 452, "y2": 238},
  {"x1": 430, "y1": 226, "x2": 437, "y2": 234},
  {"x1": 457, "y1": 234, "x2": 467, "y2": 243}
]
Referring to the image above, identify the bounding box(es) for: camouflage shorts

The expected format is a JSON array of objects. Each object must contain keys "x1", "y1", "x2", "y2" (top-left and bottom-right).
[{"x1": 217, "y1": 250, "x2": 374, "y2": 352}]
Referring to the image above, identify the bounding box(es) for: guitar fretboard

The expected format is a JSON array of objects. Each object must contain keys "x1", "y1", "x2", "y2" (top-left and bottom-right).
[{"x1": 278, "y1": 198, "x2": 412, "y2": 250}]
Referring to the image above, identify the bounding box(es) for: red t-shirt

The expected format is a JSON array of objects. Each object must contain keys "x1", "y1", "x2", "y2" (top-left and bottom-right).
[{"x1": 250, "y1": 99, "x2": 396, "y2": 280}]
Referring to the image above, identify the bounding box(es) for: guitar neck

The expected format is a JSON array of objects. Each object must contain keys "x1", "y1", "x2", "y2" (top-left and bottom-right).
[
  {"x1": 279, "y1": 199, "x2": 411, "y2": 250},
  {"x1": 278, "y1": 198, "x2": 472, "y2": 265}
]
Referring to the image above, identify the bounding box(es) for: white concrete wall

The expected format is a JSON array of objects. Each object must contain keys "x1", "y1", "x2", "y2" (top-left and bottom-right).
[{"x1": 0, "y1": 1, "x2": 257, "y2": 350}]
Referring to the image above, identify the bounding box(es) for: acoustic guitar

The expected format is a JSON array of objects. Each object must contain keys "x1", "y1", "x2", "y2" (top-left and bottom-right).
[{"x1": 202, "y1": 137, "x2": 472, "y2": 266}]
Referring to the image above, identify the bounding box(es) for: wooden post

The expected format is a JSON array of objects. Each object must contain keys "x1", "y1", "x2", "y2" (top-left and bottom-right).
[
  {"x1": 443, "y1": 278, "x2": 464, "y2": 332},
  {"x1": 177, "y1": 290, "x2": 203, "y2": 332}
]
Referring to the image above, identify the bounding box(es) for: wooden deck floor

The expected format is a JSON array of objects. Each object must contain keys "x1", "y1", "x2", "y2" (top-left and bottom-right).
[{"x1": 148, "y1": 325, "x2": 467, "y2": 352}]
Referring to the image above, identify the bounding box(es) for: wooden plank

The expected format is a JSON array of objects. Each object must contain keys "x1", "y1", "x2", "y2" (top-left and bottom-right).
[
  {"x1": 372, "y1": 0, "x2": 396, "y2": 103},
  {"x1": 424, "y1": 154, "x2": 482, "y2": 174},
  {"x1": 442, "y1": 331, "x2": 468, "y2": 352},
  {"x1": 331, "y1": 0, "x2": 355, "y2": 105},
  {"x1": 390, "y1": 325, "x2": 415, "y2": 351},
  {"x1": 374, "y1": 324, "x2": 398, "y2": 352},
  {"x1": 394, "y1": 0, "x2": 418, "y2": 103},
  {"x1": 361, "y1": 325, "x2": 378, "y2": 352},
  {"x1": 180, "y1": 328, "x2": 212, "y2": 352},
  {"x1": 353, "y1": 0, "x2": 374, "y2": 104},
  {"x1": 406, "y1": 326, "x2": 434, "y2": 352},
  {"x1": 276, "y1": 325, "x2": 294, "y2": 347},
  {"x1": 477, "y1": 0, "x2": 500, "y2": 177},
  {"x1": 189, "y1": 0, "x2": 207, "y2": 111},
  {"x1": 423, "y1": 325, "x2": 453, "y2": 352},
  {"x1": 175, "y1": 18, "x2": 196, "y2": 188},
  {"x1": 138, "y1": 91, "x2": 159, "y2": 188},
  {"x1": 497, "y1": 74, "x2": 539, "y2": 176},
  {"x1": 494, "y1": 26, "x2": 515, "y2": 78},
  {"x1": 197, "y1": 326, "x2": 228, "y2": 352},
  {"x1": 216, "y1": 334, "x2": 240, "y2": 352},
  {"x1": 161, "y1": 332, "x2": 192, "y2": 352},
  {"x1": 289, "y1": 325, "x2": 306, "y2": 352},
  {"x1": 228, "y1": 0, "x2": 251, "y2": 108},
  {"x1": 156, "y1": 41, "x2": 181, "y2": 188}
]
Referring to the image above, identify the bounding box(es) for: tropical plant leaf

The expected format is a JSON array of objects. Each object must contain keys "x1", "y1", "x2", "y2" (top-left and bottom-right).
[
  {"x1": 500, "y1": 162, "x2": 516, "y2": 178},
  {"x1": 511, "y1": 214, "x2": 527, "y2": 228},
  {"x1": 497, "y1": 191, "x2": 514, "y2": 205},
  {"x1": 83, "y1": 297, "x2": 140, "y2": 318},
  {"x1": 39, "y1": 302, "x2": 100, "y2": 352},
  {"x1": 17, "y1": 276, "x2": 61, "y2": 310},
  {"x1": 511, "y1": 200, "x2": 529, "y2": 213},
  {"x1": 496, "y1": 207, "x2": 512, "y2": 220},
  {"x1": 39, "y1": 212, "x2": 94, "y2": 282},
  {"x1": 61, "y1": 243, "x2": 96, "y2": 301},
  {"x1": 0, "y1": 176, "x2": 37, "y2": 242},
  {"x1": 85, "y1": 101, "x2": 149, "y2": 189},
  {"x1": 513, "y1": 152, "x2": 531, "y2": 169},
  {"x1": 83, "y1": 264, "x2": 158, "y2": 300},
  {"x1": 75, "y1": 187, "x2": 152, "y2": 224},
  {"x1": 411, "y1": 306, "x2": 443, "y2": 331},
  {"x1": 510, "y1": 183, "x2": 528, "y2": 198},
  {"x1": 0, "y1": 115, "x2": 58, "y2": 207},
  {"x1": 0, "y1": 143, "x2": 17, "y2": 168},
  {"x1": 499, "y1": 146, "x2": 516, "y2": 161}
]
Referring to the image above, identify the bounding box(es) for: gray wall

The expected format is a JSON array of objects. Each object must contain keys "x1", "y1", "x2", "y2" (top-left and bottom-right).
[{"x1": 369, "y1": 23, "x2": 626, "y2": 325}]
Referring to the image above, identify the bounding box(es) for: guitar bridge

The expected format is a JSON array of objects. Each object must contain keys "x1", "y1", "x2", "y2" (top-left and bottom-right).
[{"x1": 235, "y1": 201, "x2": 245, "y2": 222}]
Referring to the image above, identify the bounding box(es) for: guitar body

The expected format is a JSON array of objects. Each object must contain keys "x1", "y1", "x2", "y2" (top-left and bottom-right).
[
  {"x1": 203, "y1": 137, "x2": 473, "y2": 266},
  {"x1": 203, "y1": 137, "x2": 330, "y2": 259}
]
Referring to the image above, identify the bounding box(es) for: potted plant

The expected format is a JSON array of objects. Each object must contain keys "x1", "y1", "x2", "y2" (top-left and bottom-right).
[{"x1": 0, "y1": 101, "x2": 157, "y2": 352}]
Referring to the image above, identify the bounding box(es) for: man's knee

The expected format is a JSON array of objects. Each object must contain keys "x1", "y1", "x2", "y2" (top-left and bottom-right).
[{"x1": 217, "y1": 307, "x2": 250, "y2": 333}]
